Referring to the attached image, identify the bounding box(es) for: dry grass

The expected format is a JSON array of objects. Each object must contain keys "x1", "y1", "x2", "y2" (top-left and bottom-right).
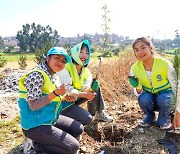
[{"x1": 89, "y1": 52, "x2": 137, "y2": 104}]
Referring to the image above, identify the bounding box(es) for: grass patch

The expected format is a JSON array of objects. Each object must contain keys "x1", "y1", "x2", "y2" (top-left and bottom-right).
[
  {"x1": 0, "y1": 115, "x2": 24, "y2": 152},
  {"x1": 1, "y1": 53, "x2": 35, "y2": 62}
]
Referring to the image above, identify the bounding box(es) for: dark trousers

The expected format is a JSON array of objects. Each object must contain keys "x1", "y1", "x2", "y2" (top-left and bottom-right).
[
  {"x1": 23, "y1": 115, "x2": 83, "y2": 154},
  {"x1": 61, "y1": 87, "x2": 106, "y2": 125}
]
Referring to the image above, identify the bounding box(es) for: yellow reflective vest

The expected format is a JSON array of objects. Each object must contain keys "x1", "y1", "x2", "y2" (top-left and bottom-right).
[
  {"x1": 131, "y1": 57, "x2": 171, "y2": 93},
  {"x1": 65, "y1": 62, "x2": 91, "y2": 91},
  {"x1": 18, "y1": 69, "x2": 62, "y2": 130}
]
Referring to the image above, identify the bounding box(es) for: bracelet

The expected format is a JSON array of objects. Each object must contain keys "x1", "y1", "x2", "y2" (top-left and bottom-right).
[{"x1": 53, "y1": 90, "x2": 59, "y2": 96}]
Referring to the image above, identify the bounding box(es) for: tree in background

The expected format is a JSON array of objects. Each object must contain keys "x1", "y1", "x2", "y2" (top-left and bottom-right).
[
  {"x1": 0, "y1": 36, "x2": 4, "y2": 50},
  {"x1": 101, "y1": 4, "x2": 111, "y2": 57},
  {"x1": 63, "y1": 42, "x2": 71, "y2": 55},
  {"x1": 16, "y1": 22, "x2": 59, "y2": 63},
  {"x1": 174, "y1": 29, "x2": 180, "y2": 47}
]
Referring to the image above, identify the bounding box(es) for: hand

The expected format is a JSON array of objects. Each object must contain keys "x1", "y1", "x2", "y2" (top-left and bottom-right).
[
  {"x1": 91, "y1": 79, "x2": 99, "y2": 91},
  {"x1": 128, "y1": 76, "x2": 142, "y2": 89},
  {"x1": 63, "y1": 95, "x2": 77, "y2": 102},
  {"x1": 55, "y1": 83, "x2": 67, "y2": 96},
  {"x1": 85, "y1": 91, "x2": 96, "y2": 101},
  {"x1": 173, "y1": 111, "x2": 180, "y2": 128}
]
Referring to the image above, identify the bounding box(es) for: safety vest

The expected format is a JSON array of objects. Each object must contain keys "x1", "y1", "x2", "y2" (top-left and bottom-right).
[
  {"x1": 61, "y1": 63, "x2": 91, "y2": 110},
  {"x1": 131, "y1": 57, "x2": 171, "y2": 93},
  {"x1": 18, "y1": 69, "x2": 62, "y2": 130},
  {"x1": 65, "y1": 62, "x2": 91, "y2": 91}
]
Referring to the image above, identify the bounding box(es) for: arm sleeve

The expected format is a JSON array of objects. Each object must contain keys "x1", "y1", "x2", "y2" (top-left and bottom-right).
[
  {"x1": 24, "y1": 71, "x2": 44, "y2": 102},
  {"x1": 56, "y1": 68, "x2": 77, "y2": 92},
  {"x1": 82, "y1": 69, "x2": 93, "y2": 91},
  {"x1": 167, "y1": 63, "x2": 180, "y2": 112},
  {"x1": 130, "y1": 68, "x2": 143, "y2": 97},
  {"x1": 177, "y1": 91, "x2": 180, "y2": 112},
  {"x1": 167, "y1": 63, "x2": 177, "y2": 93}
]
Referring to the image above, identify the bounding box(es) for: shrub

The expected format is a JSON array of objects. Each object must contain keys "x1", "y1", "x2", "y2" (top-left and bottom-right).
[
  {"x1": 0, "y1": 54, "x2": 7, "y2": 67},
  {"x1": 18, "y1": 55, "x2": 27, "y2": 70}
]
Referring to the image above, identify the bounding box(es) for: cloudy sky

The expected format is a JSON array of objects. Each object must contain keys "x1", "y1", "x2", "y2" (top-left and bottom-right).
[{"x1": 0, "y1": 0, "x2": 180, "y2": 39}]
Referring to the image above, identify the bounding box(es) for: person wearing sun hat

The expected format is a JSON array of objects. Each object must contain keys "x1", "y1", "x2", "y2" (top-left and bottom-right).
[
  {"x1": 18, "y1": 47, "x2": 83, "y2": 154},
  {"x1": 57, "y1": 40, "x2": 113, "y2": 125}
]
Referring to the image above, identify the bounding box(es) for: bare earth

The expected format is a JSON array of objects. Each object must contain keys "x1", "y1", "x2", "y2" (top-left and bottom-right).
[{"x1": 0, "y1": 57, "x2": 179, "y2": 154}]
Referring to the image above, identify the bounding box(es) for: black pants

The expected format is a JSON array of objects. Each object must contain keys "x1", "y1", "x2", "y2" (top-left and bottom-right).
[
  {"x1": 61, "y1": 87, "x2": 106, "y2": 125},
  {"x1": 23, "y1": 115, "x2": 83, "y2": 154}
]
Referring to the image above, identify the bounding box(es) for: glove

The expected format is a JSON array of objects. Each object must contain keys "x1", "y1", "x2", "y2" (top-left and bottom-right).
[
  {"x1": 128, "y1": 76, "x2": 142, "y2": 89},
  {"x1": 91, "y1": 79, "x2": 99, "y2": 91}
]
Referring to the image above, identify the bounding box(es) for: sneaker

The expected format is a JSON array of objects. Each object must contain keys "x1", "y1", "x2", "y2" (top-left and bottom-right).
[
  {"x1": 160, "y1": 119, "x2": 172, "y2": 130},
  {"x1": 23, "y1": 137, "x2": 35, "y2": 154},
  {"x1": 25, "y1": 149, "x2": 37, "y2": 154},
  {"x1": 139, "y1": 116, "x2": 156, "y2": 127},
  {"x1": 139, "y1": 120, "x2": 150, "y2": 127},
  {"x1": 95, "y1": 111, "x2": 113, "y2": 122}
]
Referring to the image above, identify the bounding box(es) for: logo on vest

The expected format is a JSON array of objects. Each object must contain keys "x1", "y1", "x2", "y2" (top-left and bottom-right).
[{"x1": 156, "y1": 74, "x2": 162, "y2": 81}]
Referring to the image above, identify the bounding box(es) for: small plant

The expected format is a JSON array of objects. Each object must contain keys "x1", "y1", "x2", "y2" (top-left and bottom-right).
[
  {"x1": 173, "y1": 49, "x2": 180, "y2": 112},
  {"x1": 101, "y1": 4, "x2": 111, "y2": 57},
  {"x1": 0, "y1": 54, "x2": 7, "y2": 67},
  {"x1": 18, "y1": 54, "x2": 27, "y2": 70}
]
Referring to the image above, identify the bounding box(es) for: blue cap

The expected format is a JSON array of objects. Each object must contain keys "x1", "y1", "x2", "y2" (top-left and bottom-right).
[{"x1": 47, "y1": 47, "x2": 71, "y2": 63}]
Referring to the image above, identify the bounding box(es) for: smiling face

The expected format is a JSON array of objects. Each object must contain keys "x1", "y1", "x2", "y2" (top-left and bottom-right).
[
  {"x1": 79, "y1": 45, "x2": 89, "y2": 64},
  {"x1": 46, "y1": 54, "x2": 66, "y2": 72},
  {"x1": 133, "y1": 41, "x2": 153, "y2": 61}
]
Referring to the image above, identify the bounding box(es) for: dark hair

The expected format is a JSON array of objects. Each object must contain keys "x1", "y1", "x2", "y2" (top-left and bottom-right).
[
  {"x1": 81, "y1": 43, "x2": 89, "y2": 51},
  {"x1": 132, "y1": 37, "x2": 153, "y2": 49}
]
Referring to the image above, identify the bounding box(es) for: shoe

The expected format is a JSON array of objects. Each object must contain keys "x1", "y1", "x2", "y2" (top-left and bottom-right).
[
  {"x1": 95, "y1": 111, "x2": 113, "y2": 122},
  {"x1": 160, "y1": 119, "x2": 172, "y2": 130},
  {"x1": 139, "y1": 120, "x2": 150, "y2": 127},
  {"x1": 76, "y1": 149, "x2": 80, "y2": 154},
  {"x1": 25, "y1": 149, "x2": 38, "y2": 154},
  {"x1": 139, "y1": 116, "x2": 156, "y2": 127},
  {"x1": 23, "y1": 137, "x2": 35, "y2": 154}
]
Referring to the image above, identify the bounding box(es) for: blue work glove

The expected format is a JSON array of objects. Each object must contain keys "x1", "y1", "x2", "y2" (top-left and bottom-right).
[
  {"x1": 128, "y1": 76, "x2": 142, "y2": 89},
  {"x1": 91, "y1": 79, "x2": 99, "y2": 91}
]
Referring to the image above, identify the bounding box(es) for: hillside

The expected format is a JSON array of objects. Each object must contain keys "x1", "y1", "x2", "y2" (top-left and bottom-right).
[{"x1": 0, "y1": 52, "x2": 179, "y2": 154}]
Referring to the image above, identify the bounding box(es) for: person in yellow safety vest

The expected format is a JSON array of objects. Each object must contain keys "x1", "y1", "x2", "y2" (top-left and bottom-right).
[
  {"x1": 18, "y1": 47, "x2": 83, "y2": 154},
  {"x1": 129, "y1": 37, "x2": 176, "y2": 130},
  {"x1": 57, "y1": 40, "x2": 113, "y2": 125}
]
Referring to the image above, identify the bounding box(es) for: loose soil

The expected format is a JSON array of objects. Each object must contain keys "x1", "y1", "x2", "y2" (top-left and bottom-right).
[{"x1": 0, "y1": 55, "x2": 179, "y2": 154}]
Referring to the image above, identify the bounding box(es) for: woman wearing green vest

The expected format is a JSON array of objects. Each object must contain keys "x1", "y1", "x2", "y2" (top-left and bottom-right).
[
  {"x1": 129, "y1": 37, "x2": 176, "y2": 129},
  {"x1": 18, "y1": 47, "x2": 83, "y2": 154},
  {"x1": 57, "y1": 40, "x2": 113, "y2": 125}
]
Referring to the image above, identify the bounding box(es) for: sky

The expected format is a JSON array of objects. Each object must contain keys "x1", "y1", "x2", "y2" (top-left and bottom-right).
[{"x1": 0, "y1": 0, "x2": 180, "y2": 39}]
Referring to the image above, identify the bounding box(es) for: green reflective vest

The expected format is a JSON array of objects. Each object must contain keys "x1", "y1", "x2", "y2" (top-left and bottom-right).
[
  {"x1": 18, "y1": 69, "x2": 62, "y2": 130},
  {"x1": 131, "y1": 57, "x2": 171, "y2": 93}
]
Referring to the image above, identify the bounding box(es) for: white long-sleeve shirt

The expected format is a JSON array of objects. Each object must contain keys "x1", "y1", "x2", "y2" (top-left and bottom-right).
[{"x1": 56, "y1": 67, "x2": 93, "y2": 92}]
